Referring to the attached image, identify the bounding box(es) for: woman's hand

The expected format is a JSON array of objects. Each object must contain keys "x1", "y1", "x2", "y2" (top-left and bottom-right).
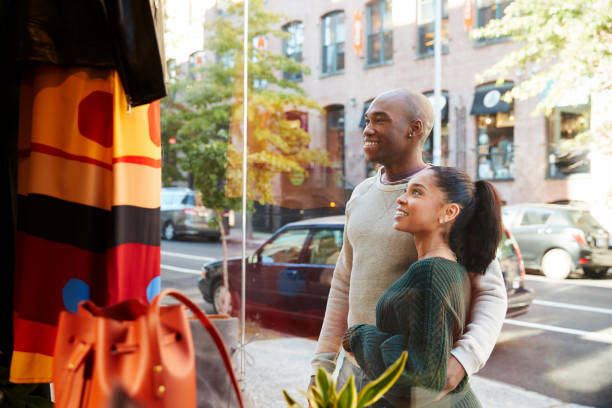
[{"x1": 434, "y1": 354, "x2": 466, "y2": 401}]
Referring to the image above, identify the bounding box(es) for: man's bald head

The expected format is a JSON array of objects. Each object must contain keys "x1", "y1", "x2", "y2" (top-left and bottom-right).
[{"x1": 373, "y1": 89, "x2": 434, "y2": 144}]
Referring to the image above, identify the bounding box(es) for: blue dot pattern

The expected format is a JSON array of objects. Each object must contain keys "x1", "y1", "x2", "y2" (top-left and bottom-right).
[
  {"x1": 147, "y1": 276, "x2": 161, "y2": 303},
  {"x1": 62, "y1": 279, "x2": 91, "y2": 313}
]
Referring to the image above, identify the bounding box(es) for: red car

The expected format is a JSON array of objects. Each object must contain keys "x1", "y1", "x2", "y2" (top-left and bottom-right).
[{"x1": 199, "y1": 216, "x2": 533, "y2": 337}]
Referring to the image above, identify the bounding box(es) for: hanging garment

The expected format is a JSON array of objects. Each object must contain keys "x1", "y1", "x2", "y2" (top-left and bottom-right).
[{"x1": 12, "y1": 64, "x2": 162, "y2": 383}]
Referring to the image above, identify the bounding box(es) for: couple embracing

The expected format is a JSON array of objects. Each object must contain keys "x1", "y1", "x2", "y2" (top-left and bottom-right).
[{"x1": 310, "y1": 89, "x2": 508, "y2": 407}]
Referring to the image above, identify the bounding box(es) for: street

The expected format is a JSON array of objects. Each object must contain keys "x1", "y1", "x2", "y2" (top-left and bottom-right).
[{"x1": 161, "y1": 238, "x2": 612, "y2": 407}]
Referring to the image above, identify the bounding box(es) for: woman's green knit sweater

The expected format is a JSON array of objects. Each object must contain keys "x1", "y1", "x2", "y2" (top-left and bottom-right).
[{"x1": 349, "y1": 257, "x2": 482, "y2": 407}]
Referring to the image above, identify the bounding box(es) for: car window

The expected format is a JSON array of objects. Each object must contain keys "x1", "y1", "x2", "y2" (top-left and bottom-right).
[
  {"x1": 260, "y1": 229, "x2": 309, "y2": 264},
  {"x1": 567, "y1": 210, "x2": 604, "y2": 230},
  {"x1": 183, "y1": 193, "x2": 195, "y2": 206},
  {"x1": 308, "y1": 229, "x2": 343, "y2": 265},
  {"x1": 501, "y1": 207, "x2": 517, "y2": 226},
  {"x1": 520, "y1": 209, "x2": 553, "y2": 226},
  {"x1": 545, "y1": 211, "x2": 571, "y2": 226}
]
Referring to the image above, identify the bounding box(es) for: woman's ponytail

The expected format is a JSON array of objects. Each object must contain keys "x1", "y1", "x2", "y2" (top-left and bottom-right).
[{"x1": 430, "y1": 167, "x2": 503, "y2": 275}]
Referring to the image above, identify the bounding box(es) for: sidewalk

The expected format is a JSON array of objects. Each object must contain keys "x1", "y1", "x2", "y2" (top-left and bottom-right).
[{"x1": 241, "y1": 337, "x2": 592, "y2": 408}]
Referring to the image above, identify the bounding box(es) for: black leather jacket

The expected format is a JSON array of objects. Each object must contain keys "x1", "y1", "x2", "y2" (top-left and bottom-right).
[{"x1": 16, "y1": 0, "x2": 167, "y2": 106}]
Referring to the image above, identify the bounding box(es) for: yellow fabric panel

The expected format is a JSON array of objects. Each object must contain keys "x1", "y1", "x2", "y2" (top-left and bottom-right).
[
  {"x1": 10, "y1": 351, "x2": 53, "y2": 384},
  {"x1": 112, "y1": 74, "x2": 161, "y2": 161},
  {"x1": 112, "y1": 162, "x2": 161, "y2": 208},
  {"x1": 18, "y1": 152, "x2": 113, "y2": 210}
]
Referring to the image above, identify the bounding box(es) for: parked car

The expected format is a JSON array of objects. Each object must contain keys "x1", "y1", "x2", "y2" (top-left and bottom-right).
[
  {"x1": 161, "y1": 187, "x2": 225, "y2": 241},
  {"x1": 198, "y1": 216, "x2": 533, "y2": 337},
  {"x1": 502, "y1": 203, "x2": 612, "y2": 279}
]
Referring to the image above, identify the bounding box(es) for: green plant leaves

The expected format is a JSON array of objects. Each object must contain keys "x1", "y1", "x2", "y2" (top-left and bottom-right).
[
  {"x1": 357, "y1": 351, "x2": 408, "y2": 408},
  {"x1": 336, "y1": 375, "x2": 357, "y2": 408}
]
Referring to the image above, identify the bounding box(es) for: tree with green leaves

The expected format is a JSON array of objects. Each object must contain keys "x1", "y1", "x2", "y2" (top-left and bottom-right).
[
  {"x1": 472, "y1": 0, "x2": 612, "y2": 148},
  {"x1": 161, "y1": 0, "x2": 328, "y2": 313}
]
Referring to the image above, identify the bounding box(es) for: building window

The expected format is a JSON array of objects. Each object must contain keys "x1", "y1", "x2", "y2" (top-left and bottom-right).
[
  {"x1": 471, "y1": 83, "x2": 514, "y2": 180},
  {"x1": 423, "y1": 92, "x2": 449, "y2": 165},
  {"x1": 283, "y1": 22, "x2": 304, "y2": 81},
  {"x1": 326, "y1": 105, "x2": 345, "y2": 187},
  {"x1": 477, "y1": 0, "x2": 510, "y2": 28},
  {"x1": 417, "y1": 0, "x2": 449, "y2": 56},
  {"x1": 366, "y1": 0, "x2": 393, "y2": 65},
  {"x1": 547, "y1": 105, "x2": 591, "y2": 178},
  {"x1": 322, "y1": 11, "x2": 345, "y2": 75}
]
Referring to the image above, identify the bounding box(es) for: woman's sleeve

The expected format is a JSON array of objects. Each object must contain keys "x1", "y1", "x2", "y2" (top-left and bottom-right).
[{"x1": 350, "y1": 286, "x2": 456, "y2": 401}]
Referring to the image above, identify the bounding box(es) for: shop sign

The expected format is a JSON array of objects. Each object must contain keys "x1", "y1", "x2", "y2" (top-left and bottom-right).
[
  {"x1": 353, "y1": 10, "x2": 363, "y2": 56},
  {"x1": 289, "y1": 171, "x2": 305, "y2": 186},
  {"x1": 463, "y1": 0, "x2": 473, "y2": 31},
  {"x1": 483, "y1": 89, "x2": 501, "y2": 108},
  {"x1": 254, "y1": 36, "x2": 267, "y2": 52}
]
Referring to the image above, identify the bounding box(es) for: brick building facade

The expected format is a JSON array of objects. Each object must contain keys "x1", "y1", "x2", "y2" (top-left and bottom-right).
[{"x1": 253, "y1": 0, "x2": 612, "y2": 228}]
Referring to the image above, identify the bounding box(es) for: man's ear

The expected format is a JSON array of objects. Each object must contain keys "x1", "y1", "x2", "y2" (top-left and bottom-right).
[{"x1": 410, "y1": 119, "x2": 424, "y2": 138}]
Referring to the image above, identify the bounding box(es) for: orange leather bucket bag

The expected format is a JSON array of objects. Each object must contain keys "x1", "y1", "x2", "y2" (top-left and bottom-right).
[{"x1": 53, "y1": 289, "x2": 243, "y2": 408}]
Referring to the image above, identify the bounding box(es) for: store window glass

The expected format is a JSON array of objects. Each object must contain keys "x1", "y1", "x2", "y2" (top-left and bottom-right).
[
  {"x1": 283, "y1": 21, "x2": 304, "y2": 81},
  {"x1": 423, "y1": 92, "x2": 449, "y2": 165},
  {"x1": 417, "y1": 0, "x2": 449, "y2": 56},
  {"x1": 322, "y1": 11, "x2": 345, "y2": 74},
  {"x1": 547, "y1": 104, "x2": 591, "y2": 178},
  {"x1": 476, "y1": 111, "x2": 514, "y2": 179},
  {"x1": 471, "y1": 83, "x2": 514, "y2": 180},
  {"x1": 366, "y1": 0, "x2": 393, "y2": 65}
]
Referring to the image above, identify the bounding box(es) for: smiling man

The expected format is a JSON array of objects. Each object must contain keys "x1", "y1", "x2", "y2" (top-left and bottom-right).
[{"x1": 310, "y1": 89, "x2": 508, "y2": 406}]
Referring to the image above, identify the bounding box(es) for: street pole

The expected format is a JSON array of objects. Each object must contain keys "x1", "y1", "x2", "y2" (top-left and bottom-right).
[
  {"x1": 433, "y1": 0, "x2": 442, "y2": 165},
  {"x1": 240, "y1": 0, "x2": 249, "y2": 383}
]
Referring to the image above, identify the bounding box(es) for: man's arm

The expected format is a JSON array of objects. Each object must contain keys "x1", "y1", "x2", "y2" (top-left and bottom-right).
[
  {"x1": 450, "y1": 259, "x2": 507, "y2": 376},
  {"x1": 310, "y1": 222, "x2": 353, "y2": 375}
]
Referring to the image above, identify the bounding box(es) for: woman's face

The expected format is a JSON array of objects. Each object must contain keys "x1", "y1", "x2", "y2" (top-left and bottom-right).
[{"x1": 393, "y1": 169, "x2": 447, "y2": 234}]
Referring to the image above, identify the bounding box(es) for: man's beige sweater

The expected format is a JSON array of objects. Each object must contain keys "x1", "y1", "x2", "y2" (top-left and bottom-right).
[{"x1": 311, "y1": 168, "x2": 508, "y2": 377}]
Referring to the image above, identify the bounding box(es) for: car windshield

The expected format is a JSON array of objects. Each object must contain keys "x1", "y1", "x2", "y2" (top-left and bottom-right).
[{"x1": 567, "y1": 210, "x2": 604, "y2": 230}]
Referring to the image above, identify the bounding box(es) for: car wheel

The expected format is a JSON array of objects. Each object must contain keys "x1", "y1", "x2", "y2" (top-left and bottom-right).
[
  {"x1": 584, "y1": 267, "x2": 608, "y2": 279},
  {"x1": 211, "y1": 279, "x2": 222, "y2": 314},
  {"x1": 541, "y1": 248, "x2": 573, "y2": 279},
  {"x1": 163, "y1": 222, "x2": 175, "y2": 241}
]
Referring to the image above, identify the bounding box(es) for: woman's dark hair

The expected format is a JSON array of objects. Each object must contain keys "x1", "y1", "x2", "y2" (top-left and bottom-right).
[{"x1": 429, "y1": 166, "x2": 503, "y2": 275}]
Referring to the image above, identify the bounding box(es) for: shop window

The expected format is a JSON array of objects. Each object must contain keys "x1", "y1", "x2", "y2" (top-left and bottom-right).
[
  {"x1": 322, "y1": 11, "x2": 345, "y2": 74},
  {"x1": 423, "y1": 92, "x2": 449, "y2": 165},
  {"x1": 283, "y1": 21, "x2": 304, "y2": 81},
  {"x1": 417, "y1": 0, "x2": 449, "y2": 56},
  {"x1": 366, "y1": 0, "x2": 393, "y2": 65},
  {"x1": 547, "y1": 105, "x2": 591, "y2": 178},
  {"x1": 471, "y1": 83, "x2": 514, "y2": 180},
  {"x1": 476, "y1": 111, "x2": 514, "y2": 180}
]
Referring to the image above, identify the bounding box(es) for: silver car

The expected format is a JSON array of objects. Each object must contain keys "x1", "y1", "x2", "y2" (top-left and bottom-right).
[
  {"x1": 502, "y1": 204, "x2": 612, "y2": 279},
  {"x1": 160, "y1": 188, "x2": 220, "y2": 241}
]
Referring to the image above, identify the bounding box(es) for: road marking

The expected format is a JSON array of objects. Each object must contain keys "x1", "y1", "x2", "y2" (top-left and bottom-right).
[
  {"x1": 504, "y1": 319, "x2": 612, "y2": 344},
  {"x1": 161, "y1": 264, "x2": 201, "y2": 275},
  {"x1": 533, "y1": 299, "x2": 612, "y2": 315},
  {"x1": 524, "y1": 274, "x2": 612, "y2": 288},
  {"x1": 161, "y1": 251, "x2": 216, "y2": 262}
]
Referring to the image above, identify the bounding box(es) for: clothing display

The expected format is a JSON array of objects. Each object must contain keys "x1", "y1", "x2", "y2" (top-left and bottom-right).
[
  {"x1": 311, "y1": 167, "x2": 507, "y2": 377},
  {"x1": 11, "y1": 65, "x2": 162, "y2": 383},
  {"x1": 349, "y1": 257, "x2": 481, "y2": 407}
]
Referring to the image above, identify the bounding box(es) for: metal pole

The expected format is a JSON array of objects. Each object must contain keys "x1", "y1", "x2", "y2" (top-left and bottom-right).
[
  {"x1": 433, "y1": 0, "x2": 442, "y2": 165},
  {"x1": 240, "y1": 0, "x2": 249, "y2": 381}
]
